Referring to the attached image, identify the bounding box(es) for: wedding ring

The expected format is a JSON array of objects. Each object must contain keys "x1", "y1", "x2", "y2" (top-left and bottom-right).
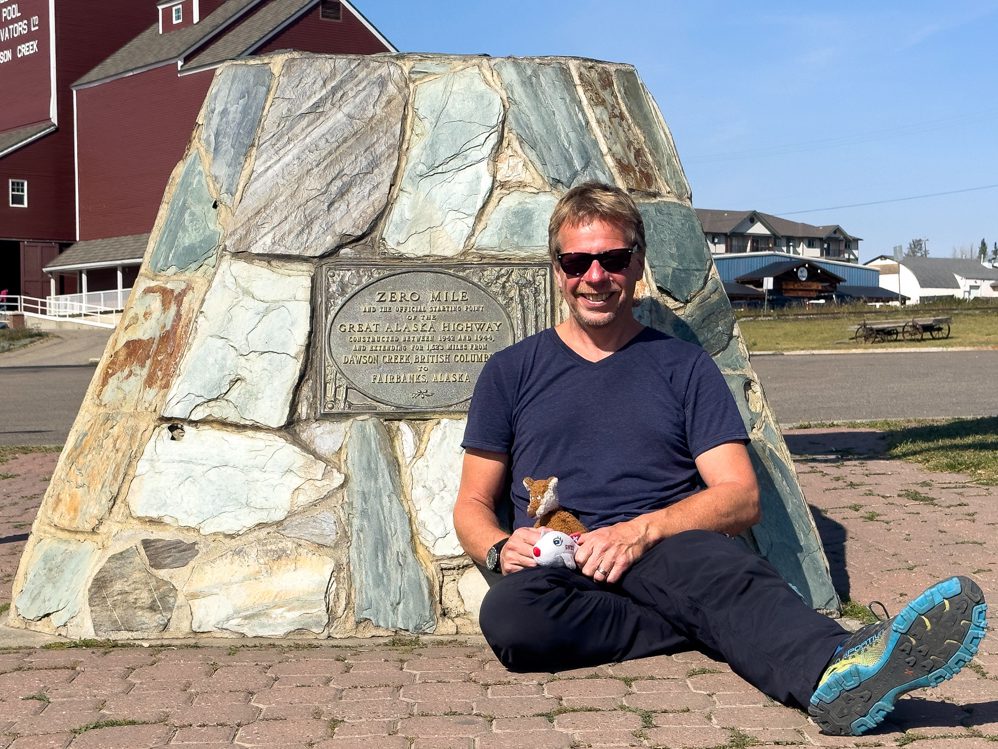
[{"x1": 597, "y1": 567, "x2": 608, "y2": 575}]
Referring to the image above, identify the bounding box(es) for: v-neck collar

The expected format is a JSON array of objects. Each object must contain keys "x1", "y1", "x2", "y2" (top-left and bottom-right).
[{"x1": 549, "y1": 325, "x2": 651, "y2": 366}]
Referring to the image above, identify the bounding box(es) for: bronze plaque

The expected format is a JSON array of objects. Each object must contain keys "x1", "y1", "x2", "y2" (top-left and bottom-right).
[{"x1": 321, "y1": 263, "x2": 551, "y2": 414}]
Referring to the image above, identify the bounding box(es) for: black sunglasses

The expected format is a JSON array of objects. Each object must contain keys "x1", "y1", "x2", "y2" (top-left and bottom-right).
[{"x1": 556, "y1": 247, "x2": 635, "y2": 277}]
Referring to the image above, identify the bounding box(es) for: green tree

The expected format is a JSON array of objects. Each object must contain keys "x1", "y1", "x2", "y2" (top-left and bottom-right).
[
  {"x1": 904, "y1": 238, "x2": 929, "y2": 257},
  {"x1": 980, "y1": 238, "x2": 988, "y2": 262}
]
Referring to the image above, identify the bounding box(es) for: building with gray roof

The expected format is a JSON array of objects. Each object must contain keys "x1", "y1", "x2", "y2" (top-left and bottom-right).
[
  {"x1": 26, "y1": 0, "x2": 395, "y2": 307},
  {"x1": 866, "y1": 256, "x2": 998, "y2": 304},
  {"x1": 696, "y1": 209, "x2": 860, "y2": 263}
]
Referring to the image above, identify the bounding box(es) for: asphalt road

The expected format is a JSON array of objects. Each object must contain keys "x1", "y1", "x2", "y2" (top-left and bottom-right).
[
  {"x1": 0, "y1": 350, "x2": 995, "y2": 446},
  {"x1": 751, "y1": 349, "x2": 998, "y2": 425},
  {"x1": 0, "y1": 366, "x2": 95, "y2": 446}
]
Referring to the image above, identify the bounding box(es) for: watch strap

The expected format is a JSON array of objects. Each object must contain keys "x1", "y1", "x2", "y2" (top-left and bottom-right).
[{"x1": 487, "y1": 537, "x2": 509, "y2": 573}]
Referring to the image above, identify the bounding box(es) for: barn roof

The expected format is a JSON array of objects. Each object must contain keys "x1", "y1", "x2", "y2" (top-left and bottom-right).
[
  {"x1": 184, "y1": 0, "x2": 396, "y2": 71},
  {"x1": 75, "y1": 0, "x2": 396, "y2": 87},
  {"x1": 75, "y1": 0, "x2": 265, "y2": 87},
  {"x1": 0, "y1": 122, "x2": 57, "y2": 158},
  {"x1": 44, "y1": 234, "x2": 150, "y2": 272}
]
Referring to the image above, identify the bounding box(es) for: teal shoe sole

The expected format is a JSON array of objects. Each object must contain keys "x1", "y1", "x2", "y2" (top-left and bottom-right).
[{"x1": 808, "y1": 576, "x2": 987, "y2": 736}]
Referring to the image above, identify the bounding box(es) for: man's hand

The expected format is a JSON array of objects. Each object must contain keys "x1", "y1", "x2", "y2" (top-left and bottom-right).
[
  {"x1": 573, "y1": 442, "x2": 760, "y2": 585},
  {"x1": 500, "y1": 527, "x2": 545, "y2": 574},
  {"x1": 575, "y1": 520, "x2": 652, "y2": 584}
]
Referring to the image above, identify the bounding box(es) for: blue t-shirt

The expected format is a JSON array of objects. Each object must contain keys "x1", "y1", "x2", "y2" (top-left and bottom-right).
[{"x1": 462, "y1": 327, "x2": 748, "y2": 530}]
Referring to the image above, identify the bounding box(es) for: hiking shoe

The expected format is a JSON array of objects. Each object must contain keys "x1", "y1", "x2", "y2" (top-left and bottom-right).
[{"x1": 808, "y1": 575, "x2": 987, "y2": 736}]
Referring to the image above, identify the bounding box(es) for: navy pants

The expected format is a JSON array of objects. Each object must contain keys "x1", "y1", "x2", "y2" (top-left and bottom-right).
[{"x1": 479, "y1": 530, "x2": 848, "y2": 708}]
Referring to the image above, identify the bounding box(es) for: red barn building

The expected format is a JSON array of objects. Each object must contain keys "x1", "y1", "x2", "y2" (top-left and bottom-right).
[
  {"x1": 0, "y1": 0, "x2": 152, "y2": 299},
  {"x1": 0, "y1": 0, "x2": 394, "y2": 307}
]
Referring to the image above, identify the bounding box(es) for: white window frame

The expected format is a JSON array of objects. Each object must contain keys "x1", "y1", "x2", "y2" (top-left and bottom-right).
[
  {"x1": 9, "y1": 179, "x2": 27, "y2": 208},
  {"x1": 172, "y1": 5, "x2": 183, "y2": 24}
]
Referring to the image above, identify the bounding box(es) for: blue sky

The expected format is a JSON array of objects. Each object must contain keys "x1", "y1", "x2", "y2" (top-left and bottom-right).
[{"x1": 360, "y1": 1, "x2": 998, "y2": 263}]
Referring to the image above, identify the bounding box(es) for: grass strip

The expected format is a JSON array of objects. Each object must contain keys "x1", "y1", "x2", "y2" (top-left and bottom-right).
[
  {"x1": 879, "y1": 417, "x2": 998, "y2": 486},
  {"x1": 0, "y1": 328, "x2": 46, "y2": 354},
  {"x1": 801, "y1": 417, "x2": 998, "y2": 486},
  {"x1": 737, "y1": 304, "x2": 998, "y2": 352},
  {"x1": 72, "y1": 719, "x2": 149, "y2": 735},
  {"x1": 0, "y1": 445, "x2": 62, "y2": 465},
  {"x1": 42, "y1": 638, "x2": 138, "y2": 650}
]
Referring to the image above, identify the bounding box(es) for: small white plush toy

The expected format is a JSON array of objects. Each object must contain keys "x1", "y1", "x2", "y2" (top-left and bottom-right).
[{"x1": 531, "y1": 530, "x2": 579, "y2": 570}]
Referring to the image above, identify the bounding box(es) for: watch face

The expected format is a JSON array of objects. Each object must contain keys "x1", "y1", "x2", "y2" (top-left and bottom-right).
[{"x1": 486, "y1": 545, "x2": 500, "y2": 572}]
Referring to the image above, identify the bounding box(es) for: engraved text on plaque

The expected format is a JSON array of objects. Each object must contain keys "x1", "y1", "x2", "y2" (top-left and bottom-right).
[{"x1": 321, "y1": 264, "x2": 551, "y2": 414}]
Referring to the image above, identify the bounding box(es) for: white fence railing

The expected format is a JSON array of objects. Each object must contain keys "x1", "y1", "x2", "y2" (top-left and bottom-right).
[
  {"x1": 0, "y1": 289, "x2": 131, "y2": 329},
  {"x1": 46, "y1": 289, "x2": 132, "y2": 316}
]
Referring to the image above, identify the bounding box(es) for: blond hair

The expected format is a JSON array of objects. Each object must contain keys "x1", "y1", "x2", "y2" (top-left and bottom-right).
[{"x1": 548, "y1": 182, "x2": 646, "y2": 261}]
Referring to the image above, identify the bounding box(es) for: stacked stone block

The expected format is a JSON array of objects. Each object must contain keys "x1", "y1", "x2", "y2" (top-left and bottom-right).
[{"x1": 9, "y1": 53, "x2": 837, "y2": 640}]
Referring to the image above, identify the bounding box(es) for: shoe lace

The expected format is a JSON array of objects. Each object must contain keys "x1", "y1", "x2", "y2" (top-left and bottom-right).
[
  {"x1": 867, "y1": 600, "x2": 891, "y2": 621},
  {"x1": 836, "y1": 600, "x2": 894, "y2": 659}
]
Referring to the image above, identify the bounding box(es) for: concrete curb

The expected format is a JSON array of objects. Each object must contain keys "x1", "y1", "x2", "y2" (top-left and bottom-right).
[
  {"x1": 751, "y1": 345, "x2": 997, "y2": 357},
  {"x1": 0, "y1": 623, "x2": 489, "y2": 650}
]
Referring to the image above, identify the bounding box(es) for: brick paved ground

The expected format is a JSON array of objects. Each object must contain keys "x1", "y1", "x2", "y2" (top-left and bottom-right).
[{"x1": 0, "y1": 428, "x2": 995, "y2": 748}]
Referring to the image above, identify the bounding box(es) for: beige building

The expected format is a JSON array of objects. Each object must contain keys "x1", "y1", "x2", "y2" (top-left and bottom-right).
[{"x1": 696, "y1": 209, "x2": 860, "y2": 263}]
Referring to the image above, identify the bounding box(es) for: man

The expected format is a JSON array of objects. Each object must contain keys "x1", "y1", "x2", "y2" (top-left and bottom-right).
[{"x1": 453, "y1": 182, "x2": 986, "y2": 736}]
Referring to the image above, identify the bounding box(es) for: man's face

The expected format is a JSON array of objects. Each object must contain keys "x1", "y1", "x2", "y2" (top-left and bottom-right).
[{"x1": 554, "y1": 219, "x2": 643, "y2": 331}]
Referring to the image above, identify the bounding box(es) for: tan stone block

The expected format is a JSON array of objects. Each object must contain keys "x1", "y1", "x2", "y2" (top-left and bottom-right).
[
  {"x1": 234, "y1": 717, "x2": 330, "y2": 745},
  {"x1": 258, "y1": 703, "x2": 324, "y2": 720},
  {"x1": 11, "y1": 705, "x2": 104, "y2": 736},
  {"x1": 45, "y1": 412, "x2": 158, "y2": 532},
  {"x1": 167, "y1": 702, "x2": 261, "y2": 727},
  {"x1": 396, "y1": 715, "x2": 488, "y2": 737},
  {"x1": 315, "y1": 737, "x2": 409, "y2": 749},
  {"x1": 490, "y1": 716, "x2": 552, "y2": 732},
  {"x1": 329, "y1": 719, "x2": 395, "y2": 736},
  {"x1": 553, "y1": 710, "x2": 642, "y2": 731},
  {"x1": 644, "y1": 725, "x2": 731, "y2": 748},
  {"x1": 410, "y1": 739, "x2": 472, "y2": 749},
  {"x1": 68, "y1": 724, "x2": 175, "y2": 749},
  {"x1": 251, "y1": 686, "x2": 341, "y2": 706},
  {"x1": 607, "y1": 656, "x2": 689, "y2": 679},
  {"x1": 326, "y1": 699, "x2": 411, "y2": 721},
  {"x1": 624, "y1": 689, "x2": 713, "y2": 712},
  {"x1": 8, "y1": 734, "x2": 74, "y2": 749},
  {"x1": 400, "y1": 682, "x2": 484, "y2": 702},
  {"x1": 94, "y1": 278, "x2": 201, "y2": 412},
  {"x1": 471, "y1": 695, "x2": 559, "y2": 718},
  {"x1": 172, "y1": 725, "x2": 237, "y2": 744},
  {"x1": 328, "y1": 671, "x2": 416, "y2": 689},
  {"x1": 711, "y1": 705, "x2": 808, "y2": 729},
  {"x1": 487, "y1": 683, "x2": 543, "y2": 697},
  {"x1": 478, "y1": 732, "x2": 573, "y2": 749},
  {"x1": 545, "y1": 678, "x2": 628, "y2": 698},
  {"x1": 339, "y1": 687, "x2": 399, "y2": 701}
]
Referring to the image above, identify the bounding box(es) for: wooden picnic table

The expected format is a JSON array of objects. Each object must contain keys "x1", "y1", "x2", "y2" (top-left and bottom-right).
[{"x1": 851, "y1": 316, "x2": 951, "y2": 343}]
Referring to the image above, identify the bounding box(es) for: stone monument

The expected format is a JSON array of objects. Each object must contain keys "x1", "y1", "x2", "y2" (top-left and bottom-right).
[{"x1": 9, "y1": 53, "x2": 839, "y2": 640}]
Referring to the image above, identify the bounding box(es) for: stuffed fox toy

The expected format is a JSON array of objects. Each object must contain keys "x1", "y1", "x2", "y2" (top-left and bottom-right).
[{"x1": 523, "y1": 476, "x2": 587, "y2": 536}]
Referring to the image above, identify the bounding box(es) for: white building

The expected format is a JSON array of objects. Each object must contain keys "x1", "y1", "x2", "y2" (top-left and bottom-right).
[{"x1": 865, "y1": 257, "x2": 998, "y2": 304}]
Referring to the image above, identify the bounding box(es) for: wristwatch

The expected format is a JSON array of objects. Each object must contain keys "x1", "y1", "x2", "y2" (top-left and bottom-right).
[{"x1": 485, "y1": 537, "x2": 509, "y2": 573}]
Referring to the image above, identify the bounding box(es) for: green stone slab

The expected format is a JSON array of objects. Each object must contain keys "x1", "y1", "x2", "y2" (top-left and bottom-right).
[{"x1": 147, "y1": 154, "x2": 221, "y2": 275}]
